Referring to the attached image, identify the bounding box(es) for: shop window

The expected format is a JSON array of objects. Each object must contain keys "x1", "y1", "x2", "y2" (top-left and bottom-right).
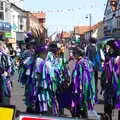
[{"x1": 0, "y1": 11, "x2": 4, "y2": 20}]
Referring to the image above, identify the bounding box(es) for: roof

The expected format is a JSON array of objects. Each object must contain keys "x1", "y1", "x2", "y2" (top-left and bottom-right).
[
  {"x1": 74, "y1": 26, "x2": 90, "y2": 35},
  {"x1": 11, "y1": 3, "x2": 28, "y2": 13},
  {"x1": 61, "y1": 32, "x2": 71, "y2": 38},
  {"x1": 32, "y1": 12, "x2": 46, "y2": 19},
  {"x1": 74, "y1": 22, "x2": 103, "y2": 35},
  {"x1": 92, "y1": 21, "x2": 103, "y2": 30}
]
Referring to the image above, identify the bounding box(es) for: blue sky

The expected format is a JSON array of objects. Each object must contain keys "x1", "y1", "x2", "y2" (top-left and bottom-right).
[{"x1": 24, "y1": 0, "x2": 107, "y2": 34}]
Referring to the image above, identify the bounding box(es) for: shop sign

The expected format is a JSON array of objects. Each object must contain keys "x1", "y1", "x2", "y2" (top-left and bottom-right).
[
  {"x1": 7, "y1": 38, "x2": 16, "y2": 44},
  {"x1": 0, "y1": 22, "x2": 4, "y2": 30},
  {"x1": 0, "y1": 22, "x2": 11, "y2": 31},
  {"x1": 4, "y1": 32, "x2": 12, "y2": 38}
]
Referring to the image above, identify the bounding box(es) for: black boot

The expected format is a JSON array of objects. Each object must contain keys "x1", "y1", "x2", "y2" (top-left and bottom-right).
[
  {"x1": 118, "y1": 111, "x2": 120, "y2": 120},
  {"x1": 80, "y1": 108, "x2": 88, "y2": 118},
  {"x1": 104, "y1": 104, "x2": 112, "y2": 120},
  {"x1": 26, "y1": 107, "x2": 34, "y2": 113}
]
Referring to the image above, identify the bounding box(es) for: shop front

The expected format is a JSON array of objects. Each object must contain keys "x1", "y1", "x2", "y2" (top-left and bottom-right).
[{"x1": 0, "y1": 21, "x2": 17, "y2": 49}]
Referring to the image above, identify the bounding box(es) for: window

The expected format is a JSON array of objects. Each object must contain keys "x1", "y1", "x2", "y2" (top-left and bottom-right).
[
  {"x1": 0, "y1": 2, "x2": 3, "y2": 11},
  {"x1": 117, "y1": 18, "x2": 120, "y2": 28},
  {"x1": 106, "y1": 9, "x2": 112, "y2": 15},
  {"x1": 0, "y1": 11, "x2": 4, "y2": 20},
  {"x1": 20, "y1": 17, "x2": 23, "y2": 23},
  {"x1": 19, "y1": 16, "x2": 23, "y2": 31}
]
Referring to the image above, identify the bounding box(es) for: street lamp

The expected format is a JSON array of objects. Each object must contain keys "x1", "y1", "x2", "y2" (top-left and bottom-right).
[{"x1": 86, "y1": 13, "x2": 92, "y2": 39}]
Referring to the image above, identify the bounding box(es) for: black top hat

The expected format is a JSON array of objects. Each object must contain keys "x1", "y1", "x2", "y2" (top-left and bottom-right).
[
  {"x1": 73, "y1": 47, "x2": 85, "y2": 57},
  {"x1": 48, "y1": 43, "x2": 59, "y2": 53},
  {"x1": 25, "y1": 39, "x2": 36, "y2": 45},
  {"x1": 90, "y1": 37, "x2": 97, "y2": 43}
]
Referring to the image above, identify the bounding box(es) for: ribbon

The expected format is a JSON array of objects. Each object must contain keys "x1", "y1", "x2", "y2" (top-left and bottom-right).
[{"x1": 71, "y1": 57, "x2": 96, "y2": 110}]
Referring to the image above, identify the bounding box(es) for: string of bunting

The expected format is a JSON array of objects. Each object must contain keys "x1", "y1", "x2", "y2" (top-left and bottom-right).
[{"x1": 31, "y1": 3, "x2": 106, "y2": 14}]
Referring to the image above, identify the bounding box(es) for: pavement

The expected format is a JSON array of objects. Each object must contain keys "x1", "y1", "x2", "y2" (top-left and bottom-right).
[{"x1": 11, "y1": 72, "x2": 26, "y2": 113}]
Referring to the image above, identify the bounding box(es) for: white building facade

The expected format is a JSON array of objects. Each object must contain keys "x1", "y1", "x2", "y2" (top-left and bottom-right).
[
  {"x1": 10, "y1": 4, "x2": 27, "y2": 43},
  {"x1": 0, "y1": 0, "x2": 27, "y2": 48}
]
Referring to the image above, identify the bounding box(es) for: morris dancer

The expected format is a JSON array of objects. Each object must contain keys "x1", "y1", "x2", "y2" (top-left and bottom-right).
[
  {"x1": 56, "y1": 45, "x2": 71, "y2": 115},
  {"x1": 71, "y1": 47, "x2": 96, "y2": 118},
  {"x1": 18, "y1": 38, "x2": 36, "y2": 113},
  {"x1": 43, "y1": 43, "x2": 64, "y2": 115},
  {"x1": 101, "y1": 40, "x2": 120, "y2": 120},
  {"x1": 33, "y1": 45, "x2": 49, "y2": 114},
  {"x1": 86, "y1": 38, "x2": 102, "y2": 100}
]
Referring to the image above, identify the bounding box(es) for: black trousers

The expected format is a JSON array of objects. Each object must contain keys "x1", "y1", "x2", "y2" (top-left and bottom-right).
[
  {"x1": 71, "y1": 105, "x2": 88, "y2": 118},
  {"x1": 0, "y1": 79, "x2": 3, "y2": 103},
  {"x1": 118, "y1": 111, "x2": 120, "y2": 120},
  {"x1": 94, "y1": 70, "x2": 98, "y2": 98},
  {"x1": 104, "y1": 104, "x2": 112, "y2": 120}
]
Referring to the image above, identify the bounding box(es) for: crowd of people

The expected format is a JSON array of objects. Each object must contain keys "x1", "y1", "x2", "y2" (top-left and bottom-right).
[
  {"x1": 0, "y1": 41, "x2": 15, "y2": 105},
  {"x1": 0, "y1": 33, "x2": 119, "y2": 120},
  {"x1": 17, "y1": 36, "x2": 97, "y2": 118}
]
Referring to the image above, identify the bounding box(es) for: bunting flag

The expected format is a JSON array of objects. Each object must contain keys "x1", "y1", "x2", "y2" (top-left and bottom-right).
[{"x1": 32, "y1": 3, "x2": 106, "y2": 14}]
